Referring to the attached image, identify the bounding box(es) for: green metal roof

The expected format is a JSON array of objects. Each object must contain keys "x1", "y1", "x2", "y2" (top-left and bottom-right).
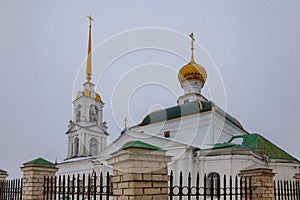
[
  {"x1": 213, "y1": 133, "x2": 298, "y2": 161},
  {"x1": 0, "y1": 169, "x2": 7, "y2": 174},
  {"x1": 212, "y1": 143, "x2": 236, "y2": 149},
  {"x1": 23, "y1": 157, "x2": 55, "y2": 166},
  {"x1": 122, "y1": 141, "x2": 163, "y2": 151},
  {"x1": 138, "y1": 100, "x2": 243, "y2": 129}
]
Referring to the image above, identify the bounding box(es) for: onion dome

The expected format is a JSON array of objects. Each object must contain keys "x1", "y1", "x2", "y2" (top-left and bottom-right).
[
  {"x1": 178, "y1": 33, "x2": 207, "y2": 85},
  {"x1": 178, "y1": 61, "x2": 207, "y2": 84},
  {"x1": 95, "y1": 93, "x2": 101, "y2": 101}
]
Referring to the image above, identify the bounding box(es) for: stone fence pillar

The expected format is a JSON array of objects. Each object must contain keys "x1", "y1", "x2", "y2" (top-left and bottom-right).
[
  {"x1": 107, "y1": 141, "x2": 172, "y2": 200},
  {"x1": 0, "y1": 169, "x2": 8, "y2": 181},
  {"x1": 239, "y1": 166, "x2": 275, "y2": 200},
  {"x1": 21, "y1": 158, "x2": 58, "y2": 200}
]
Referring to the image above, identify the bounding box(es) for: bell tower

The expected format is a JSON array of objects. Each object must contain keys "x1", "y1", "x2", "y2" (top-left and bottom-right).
[{"x1": 65, "y1": 16, "x2": 108, "y2": 160}]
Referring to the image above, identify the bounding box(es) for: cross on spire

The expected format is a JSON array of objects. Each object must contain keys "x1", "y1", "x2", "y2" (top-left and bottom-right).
[
  {"x1": 87, "y1": 15, "x2": 94, "y2": 27},
  {"x1": 86, "y1": 15, "x2": 94, "y2": 83},
  {"x1": 189, "y1": 33, "x2": 195, "y2": 63},
  {"x1": 124, "y1": 117, "x2": 128, "y2": 128}
]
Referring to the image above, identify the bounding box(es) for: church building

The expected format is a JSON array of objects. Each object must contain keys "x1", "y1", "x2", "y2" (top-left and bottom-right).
[{"x1": 57, "y1": 18, "x2": 300, "y2": 181}]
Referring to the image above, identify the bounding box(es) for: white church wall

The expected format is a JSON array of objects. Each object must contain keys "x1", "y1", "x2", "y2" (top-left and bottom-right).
[
  {"x1": 269, "y1": 161, "x2": 299, "y2": 180},
  {"x1": 213, "y1": 112, "x2": 248, "y2": 144},
  {"x1": 197, "y1": 154, "x2": 265, "y2": 177},
  {"x1": 57, "y1": 158, "x2": 95, "y2": 176},
  {"x1": 132, "y1": 112, "x2": 214, "y2": 147}
]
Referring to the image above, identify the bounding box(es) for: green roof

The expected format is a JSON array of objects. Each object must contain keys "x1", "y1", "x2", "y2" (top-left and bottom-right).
[
  {"x1": 122, "y1": 141, "x2": 163, "y2": 151},
  {"x1": 0, "y1": 169, "x2": 7, "y2": 174},
  {"x1": 23, "y1": 158, "x2": 55, "y2": 166},
  {"x1": 212, "y1": 143, "x2": 236, "y2": 149},
  {"x1": 138, "y1": 101, "x2": 243, "y2": 129},
  {"x1": 213, "y1": 134, "x2": 298, "y2": 161}
]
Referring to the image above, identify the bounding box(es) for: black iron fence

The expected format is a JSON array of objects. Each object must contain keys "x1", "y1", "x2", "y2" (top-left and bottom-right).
[
  {"x1": 43, "y1": 171, "x2": 300, "y2": 200},
  {"x1": 44, "y1": 172, "x2": 112, "y2": 200},
  {"x1": 274, "y1": 180, "x2": 300, "y2": 200},
  {"x1": 0, "y1": 178, "x2": 23, "y2": 200},
  {"x1": 169, "y1": 171, "x2": 252, "y2": 200}
]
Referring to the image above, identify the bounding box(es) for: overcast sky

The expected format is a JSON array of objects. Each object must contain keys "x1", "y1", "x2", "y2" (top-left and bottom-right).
[{"x1": 1, "y1": 1, "x2": 300, "y2": 178}]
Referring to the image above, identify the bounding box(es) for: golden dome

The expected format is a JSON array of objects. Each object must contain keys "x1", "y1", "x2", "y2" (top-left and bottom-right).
[
  {"x1": 178, "y1": 61, "x2": 207, "y2": 84},
  {"x1": 95, "y1": 93, "x2": 101, "y2": 101},
  {"x1": 82, "y1": 89, "x2": 102, "y2": 102},
  {"x1": 178, "y1": 33, "x2": 207, "y2": 84}
]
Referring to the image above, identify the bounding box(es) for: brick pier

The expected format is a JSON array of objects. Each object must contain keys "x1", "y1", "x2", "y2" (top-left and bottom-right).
[{"x1": 107, "y1": 141, "x2": 171, "y2": 200}]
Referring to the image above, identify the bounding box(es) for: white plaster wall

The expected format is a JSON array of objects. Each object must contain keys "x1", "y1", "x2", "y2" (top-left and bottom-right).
[
  {"x1": 59, "y1": 129, "x2": 299, "y2": 182},
  {"x1": 132, "y1": 111, "x2": 247, "y2": 148}
]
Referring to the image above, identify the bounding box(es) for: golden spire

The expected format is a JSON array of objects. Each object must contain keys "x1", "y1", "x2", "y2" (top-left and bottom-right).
[
  {"x1": 86, "y1": 15, "x2": 94, "y2": 83},
  {"x1": 189, "y1": 33, "x2": 195, "y2": 63}
]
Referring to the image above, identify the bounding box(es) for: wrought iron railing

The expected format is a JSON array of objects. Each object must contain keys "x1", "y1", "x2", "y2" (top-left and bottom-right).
[
  {"x1": 274, "y1": 180, "x2": 300, "y2": 200},
  {"x1": 0, "y1": 178, "x2": 23, "y2": 200},
  {"x1": 169, "y1": 171, "x2": 252, "y2": 200},
  {"x1": 44, "y1": 172, "x2": 112, "y2": 200}
]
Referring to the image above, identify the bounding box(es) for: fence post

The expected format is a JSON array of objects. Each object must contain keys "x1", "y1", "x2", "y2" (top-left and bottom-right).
[
  {"x1": 107, "y1": 141, "x2": 172, "y2": 200},
  {"x1": 0, "y1": 169, "x2": 8, "y2": 181},
  {"x1": 21, "y1": 157, "x2": 58, "y2": 200},
  {"x1": 239, "y1": 165, "x2": 275, "y2": 200}
]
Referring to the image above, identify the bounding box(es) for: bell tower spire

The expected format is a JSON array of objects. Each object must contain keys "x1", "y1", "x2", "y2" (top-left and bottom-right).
[
  {"x1": 86, "y1": 15, "x2": 94, "y2": 83},
  {"x1": 65, "y1": 16, "x2": 108, "y2": 160}
]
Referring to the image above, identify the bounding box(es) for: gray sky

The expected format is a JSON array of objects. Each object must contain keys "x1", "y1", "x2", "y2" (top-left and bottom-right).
[{"x1": 1, "y1": 0, "x2": 300, "y2": 178}]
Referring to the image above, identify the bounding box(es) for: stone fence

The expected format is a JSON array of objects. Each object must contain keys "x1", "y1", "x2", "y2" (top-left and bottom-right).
[{"x1": 1, "y1": 141, "x2": 300, "y2": 200}]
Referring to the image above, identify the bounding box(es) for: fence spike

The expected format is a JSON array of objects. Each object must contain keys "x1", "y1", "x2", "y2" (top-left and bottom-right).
[
  {"x1": 100, "y1": 172, "x2": 103, "y2": 200},
  {"x1": 169, "y1": 170, "x2": 173, "y2": 200},
  {"x1": 188, "y1": 172, "x2": 191, "y2": 200},
  {"x1": 179, "y1": 171, "x2": 183, "y2": 200},
  {"x1": 67, "y1": 175, "x2": 70, "y2": 199},
  {"x1": 76, "y1": 173, "x2": 80, "y2": 200},
  {"x1": 106, "y1": 171, "x2": 110, "y2": 199},
  {"x1": 82, "y1": 174, "x2": 85, "y2": 200},
  {"x1": 229, "y1": 175, "x2": 232, "y2": 200},
  {"x1": 93, "y1": 172, "x2": 97, "y2": 199},
  {"x1": 223, "y1": 175, "x2": 226, "y2": 199},
  {"x1": 204, "y1": 173, "x2": 207, "y2": 200},
  {"x1": 196, "y1": 172, "x2": 200, "y2": 200},
  {"x1": 87, "y1": 173, "x2": 91, "y2": 199},
  {"x1": 46, "y1": 176, "x2": 49, "y2": 200}
]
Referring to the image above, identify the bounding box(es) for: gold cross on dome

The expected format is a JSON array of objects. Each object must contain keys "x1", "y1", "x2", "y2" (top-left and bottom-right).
[
  {"x1": 124, "y1": 117, "x2": 128, "y2": 127},
  {"x1": 189, "y1": 33, "x2": 195, "y2": 50},
  {"x1": 189, "y1": 33, "x2": 196, "y2": 62},
  {"x1": 87, "y1": 15, "x2": 94, "y2": 26}
]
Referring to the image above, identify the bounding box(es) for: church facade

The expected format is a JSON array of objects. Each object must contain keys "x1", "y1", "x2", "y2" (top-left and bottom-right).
[{"x1": 57, "y1": 19, "x2": 300, "y2": 181}]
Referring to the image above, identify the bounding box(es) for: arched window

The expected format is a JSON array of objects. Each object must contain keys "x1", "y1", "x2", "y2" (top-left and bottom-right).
[
  {"x1": 73, "y1": 137, "x2": 79, "y2": 156},
  {"x1": 76, "y1": 105, "x2": 81, "y2": 122},
  {"x1": 89, "y1": 105, "x2": 98, "y2": 123},
  {"x1": 89, "y1": 138, "x2": 98, "y2": 155},
  {"x1": 207, "y1": 172, "x2": 220, "y2": 197}
]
